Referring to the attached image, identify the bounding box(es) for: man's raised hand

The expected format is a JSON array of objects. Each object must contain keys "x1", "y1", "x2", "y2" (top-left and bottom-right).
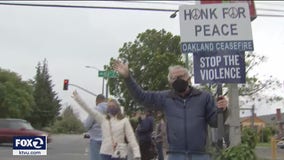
[{"x1": 113, "y1": 60, "x2": 129, "y2": 78}]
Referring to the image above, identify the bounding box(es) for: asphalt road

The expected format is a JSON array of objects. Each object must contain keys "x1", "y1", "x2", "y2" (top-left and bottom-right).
[
  {"x1": 0, "y1": 134, "x2": 89, "y2": 160},
  {"x1": 255, "y1": 146, "x2": 284, "y2": 160}
]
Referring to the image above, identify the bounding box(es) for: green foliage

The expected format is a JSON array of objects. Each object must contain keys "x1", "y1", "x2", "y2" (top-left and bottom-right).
[
  {"x1": 51, "y1": 106, "x2": 85, "y2": 134},
  {"x1": 241, "y1": 127, "x2": 258, "y2": 149},
  {"x1": 28, "y1": 59, "x2": 61, "y2": 128},
  {"x1": 216, "y1": 144, "x2": 256, "y2": 160},
  {"x1": 236, "y1": 54, "x2": 282, "y2": 108},
  {"x1": 129, "y1": 116, "x2": 139, "y2": 130},
  {"x1": 215, "y1": 128, "x2": 258, "y2": 160},
  {"x1": 258, "y1": 127, "x2": 273, "y2": 143},
  {"x1": 0, "y1": 68, "x2": 35, "y2": 118},
  {"x1": 106, "y1": 29, "x2": 185, "y2": 114}
]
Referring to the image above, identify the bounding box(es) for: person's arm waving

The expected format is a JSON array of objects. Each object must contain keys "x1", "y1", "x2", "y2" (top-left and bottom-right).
[{"x1": 72, "y1": 90, "x2": 104, "y2": 124}]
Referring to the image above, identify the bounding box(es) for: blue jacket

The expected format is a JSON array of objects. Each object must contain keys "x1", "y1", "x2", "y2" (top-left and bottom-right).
[
  {"x1": 125, "y1": 75, "x2": 219, "y2": 154},
  {"x1": 135, "y1": 115, "x2": 154, "y2": 143},
  {"x1": 84, "y1": 102, "x2": 107, "y2": 141}
]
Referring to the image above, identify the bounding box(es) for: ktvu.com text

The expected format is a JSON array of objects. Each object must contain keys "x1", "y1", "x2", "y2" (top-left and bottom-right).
[{"x1": 13, "y1": 136, "x2": 47, "y2": 156}]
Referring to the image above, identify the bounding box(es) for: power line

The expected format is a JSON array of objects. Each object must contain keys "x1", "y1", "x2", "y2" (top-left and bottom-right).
[
  {"x1": 257, "y1": 14, "x2": 284, "y2": 17},
  {"x1": 0, "y1": 2, "x2": 284, "y2": 18},
  {"x1": 124, "y1": 1, "x2": 284, "y2": 14},
  {"x1": 258, "y1": 8, "x2": 284, "y2": 13},
  {"x1": 0, "y1": 2, "x2": 176, "y2": 12},
  {"x1": 119, "y1": 1, "x2": 195, "y2": 6}
]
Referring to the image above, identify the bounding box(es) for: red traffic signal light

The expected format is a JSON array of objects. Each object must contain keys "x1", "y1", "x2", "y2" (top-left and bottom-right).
[{"x1": 63, "y1": 79, "x2": 69, "y2": 90}]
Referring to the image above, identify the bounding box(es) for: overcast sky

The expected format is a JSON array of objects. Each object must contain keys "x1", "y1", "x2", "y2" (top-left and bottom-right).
[{"x1": 0, "y1": 1, "x2": 284, "y2": 119}]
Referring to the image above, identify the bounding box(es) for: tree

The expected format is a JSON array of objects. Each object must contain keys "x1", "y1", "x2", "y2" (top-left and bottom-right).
[
  {"x1": 0, "y1": 68, "x2": 34, "y2": 118},
  {"x1": 29, "y1": 59, "x2": 61, "y2": 128},
  {"x1": 52, "y1": 105, "x2": 85, "y2": 134},
  {"x1": 238, "y1": 53, "x2": 282, "y2": 107},
  {"x1": 106, "y1": 29, "x2": 185, "y2": 114}
]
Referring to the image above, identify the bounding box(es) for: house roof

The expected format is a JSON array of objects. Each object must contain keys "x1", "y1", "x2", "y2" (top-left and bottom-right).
[
  {"x1": 241, "y1": 115, "x2": 266, "y2": 123},
  {"x1": 241, "y1": 113, "x2": 284, "y2": 125}
]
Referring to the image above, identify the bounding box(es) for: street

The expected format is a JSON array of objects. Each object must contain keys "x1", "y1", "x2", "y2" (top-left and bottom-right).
[
  {"x1": 1, "y1": 134, "x2": 284, "y2": 160},
  {"x1": 255, "y1": 146, "x2": 284, "y2": 160}
]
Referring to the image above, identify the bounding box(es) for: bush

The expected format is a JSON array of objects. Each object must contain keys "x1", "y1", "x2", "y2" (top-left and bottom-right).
[
  {"x1": 51, "y1": 106, "x2": 86, "y2": 134},
  {"x1": 258, "y1": 127, "x2": 273, "y2": 143},
  {"x1": 241, "y1": 127, "x2": 258, "y2": 149},
  {"x1": 51, "y1": 116, "x2": 85, "y2": 134},
  {"x1": 215, "y1": 128, "x2": 257, "y2": 160},
  {"x1": 216, "y1": 144, "x2": 256, "y2": 160}
]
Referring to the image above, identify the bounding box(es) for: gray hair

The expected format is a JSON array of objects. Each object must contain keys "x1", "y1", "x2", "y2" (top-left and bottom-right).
[{"x1": 167, "y1": 65, "x2": 190, "y2": 83}]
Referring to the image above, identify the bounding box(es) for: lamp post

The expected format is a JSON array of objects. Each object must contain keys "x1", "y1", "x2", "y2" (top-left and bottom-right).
[{"x1": 85, "y1": 65, "x2": 105, "y2": 95}]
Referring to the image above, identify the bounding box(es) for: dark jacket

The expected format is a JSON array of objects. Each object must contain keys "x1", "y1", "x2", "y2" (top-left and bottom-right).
[
  {"x1": 125, "y1": 75, "x2": 221, "y2": 154},
  {"x1": 136, "y1": 115, "x2": 154, "y2": 143}
]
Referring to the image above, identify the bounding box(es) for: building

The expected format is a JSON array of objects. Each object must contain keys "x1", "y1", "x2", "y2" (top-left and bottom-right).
[{"x1": 241, "y1": 114, "x2": 266, "y2": 131}]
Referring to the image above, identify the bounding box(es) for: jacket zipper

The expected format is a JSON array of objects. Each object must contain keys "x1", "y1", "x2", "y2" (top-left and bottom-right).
[{"x1": 183, "y1": 99, "x2": 188, "y2": 151}]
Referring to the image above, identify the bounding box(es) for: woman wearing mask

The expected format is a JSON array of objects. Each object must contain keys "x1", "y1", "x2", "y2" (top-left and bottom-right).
[{"x1": 72, "y1": 90, "x2": 141, "y2": 160}]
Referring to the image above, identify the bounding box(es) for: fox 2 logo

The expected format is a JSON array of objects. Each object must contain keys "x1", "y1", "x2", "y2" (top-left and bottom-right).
[{"x1": 13, "y1": 136, "x2": 46, "y2": 150}]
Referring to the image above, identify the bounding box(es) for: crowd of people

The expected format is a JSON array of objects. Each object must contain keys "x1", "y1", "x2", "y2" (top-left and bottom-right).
[
  {"x1": 74, "y1": 91, "x2": 168, "y2": 160},
  {"x1": 72, "y1": 63, "x2": 228, "y2": 160}
]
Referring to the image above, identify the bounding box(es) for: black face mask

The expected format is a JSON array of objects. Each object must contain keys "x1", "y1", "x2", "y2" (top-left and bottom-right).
[{"x1": 172, "y1": 78, "x2": 188, "y2": 93}]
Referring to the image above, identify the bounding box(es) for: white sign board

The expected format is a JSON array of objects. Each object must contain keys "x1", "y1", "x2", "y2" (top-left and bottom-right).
[{"x1": 179, "y1": 3, "x2": 254, "y2": 53}]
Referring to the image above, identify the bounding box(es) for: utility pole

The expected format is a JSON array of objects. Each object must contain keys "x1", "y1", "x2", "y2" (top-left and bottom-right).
[
  {"x1": 228, "y1": 84, "x2": 241, "y2": 146},
  {"x1": 185, "y1": 53, "x2": 189, "y2": 69},
  {"x1": 251, "y1": 104, "x2": 255, "y2": 128},
  {"x1": 216, "y1": 84, "x2": 225, "y2": 150},
  {"x1": 105, "y1": 79, "x2": 109, "y2": 99},
  {"x1": 240, "y1": 105, "x2": 256, "y2": 129}
]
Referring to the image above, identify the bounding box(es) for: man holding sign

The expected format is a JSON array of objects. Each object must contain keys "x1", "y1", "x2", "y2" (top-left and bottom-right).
[{"x1": 113, "y1": 61, "x2": 228, "y2": 160}]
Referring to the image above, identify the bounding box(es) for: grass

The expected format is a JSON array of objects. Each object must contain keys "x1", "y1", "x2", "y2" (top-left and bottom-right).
[{"x1": 257, "y1": 142, "x2": 271, "y2": 147}]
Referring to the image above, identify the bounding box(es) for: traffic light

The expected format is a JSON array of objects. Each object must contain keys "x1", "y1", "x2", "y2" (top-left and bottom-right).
[{"x1": 63, "y1": 79, "x2": 69, "y2": 90}]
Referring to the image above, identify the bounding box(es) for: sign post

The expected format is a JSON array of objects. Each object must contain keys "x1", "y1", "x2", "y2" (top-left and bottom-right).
[
  {"x1": 98, "y1": 70, "x2": 118, "y2": 99},
  {"x1": 179, "y1": 2, "x2": 254, "y2": 147},
  {"x1": 98, "y1": 70, "x2": 118, "y2": 78}
]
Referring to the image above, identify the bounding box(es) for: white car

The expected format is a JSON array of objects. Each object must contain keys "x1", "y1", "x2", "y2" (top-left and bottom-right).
[{"x1": 277, "y1": 137, "x2": 284, "y2": 149}]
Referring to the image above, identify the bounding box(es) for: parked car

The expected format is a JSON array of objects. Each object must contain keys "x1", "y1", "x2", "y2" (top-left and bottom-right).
[
  {"x1": 277, "y1": 137, "x2": 284, "y2": 149},
  {"x1": 83, "y1": 132, "x2": 90, "y2": 139},
  {"x1": 0, "y1": 118, "x2": 51, "y2": 144}
]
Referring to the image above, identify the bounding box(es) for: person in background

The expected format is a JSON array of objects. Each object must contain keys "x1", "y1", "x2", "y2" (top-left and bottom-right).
[
  {"x1": 127, "y1": 111, "x2": 141, "y2": 160},
  {"x1": 72, "y1": 91, "x2": 141, "y2": 160},
  {"x1": 84, "y1": 94, "x2": 107, "y2": 160},
  {"x1": 154, "y1": 111, "x2": 167, "y2": 160},
  {"x1": 129, "y1": 111, "x2": 140, "y2": 131},
  {"x1": 135, "y1": 110, "x2": 155, "y2": 160},
  {"x1": 113, "y1": 62, "x2": 228, "y2": 160}
]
